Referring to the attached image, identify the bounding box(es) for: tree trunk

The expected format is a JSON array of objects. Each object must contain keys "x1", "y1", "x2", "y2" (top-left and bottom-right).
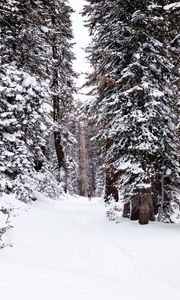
[
  {"x1": 151, "y1": 174, "x2": 161, "y2": 215},
  {"x1": 149, "y1": 196, "x2": 155, "y2": 221},
  {"x1": 130, "y1": 195, "x2": 140, "y2": 221},
  {"x1": 104, "y1": 165, "x2": 119, "y2": 203},
  {"x1": 52, "y1": 43, "x2": 67, "y2": 190},
  {"x1": 139, "y1": 190, "x2": 154, "y2": 225},
  {"x1": 78, "y1": 120, "x2": 91, "y2": 196},
  {"x1": 130, "y1": 189, "x2": 155, "y2": 224},
  {"x1": 123, "y1": 202, "x2": 130, "y2": 218}
]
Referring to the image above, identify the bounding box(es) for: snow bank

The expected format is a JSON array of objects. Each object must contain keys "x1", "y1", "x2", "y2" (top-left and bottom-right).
[{"x1": 0, "y1": 194, "x2": 28, "y2": 248}]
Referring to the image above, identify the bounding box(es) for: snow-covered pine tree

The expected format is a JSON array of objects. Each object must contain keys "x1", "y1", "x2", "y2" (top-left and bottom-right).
[
  {"x1": 31, "y1": 0, "x2": 76, "y2": 191},
  {"x1": 84, "y1": 0, "x2": 179, "y2": 224},
  {"x1": 0, "y1": 0, "x2": 76, "y2": 200},
  {"x1": 163, "y1": 2, "x2": 180, "y2": 147},
  {"x1": 50, "y1": 0, "x2": 75, "y2": 191},
  {"x1": 0, "y1": 0, "x2": 49, "y2": 201},
  {"x1": 0, "y1": 67, "x2": 51, "y2": 201}
]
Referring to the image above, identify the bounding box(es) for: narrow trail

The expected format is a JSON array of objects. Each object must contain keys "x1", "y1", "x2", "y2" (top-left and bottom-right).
[{"x1": 1, "y1": 195, "x2": 180, "y2": 300}]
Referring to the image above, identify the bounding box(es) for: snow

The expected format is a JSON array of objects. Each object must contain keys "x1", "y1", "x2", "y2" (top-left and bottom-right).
[
  {"x1": 1, "y1": 193, "x2": 180, "y2": 300},
  {"x1": 0, "y1": 211, "x2": 7, "y2": 229},
  {"x1": 164, "y1": 2, "x2": 180, "y2": 10},
  {"x1": 150, "y1": 89, "x2": 164, "y2": 98}
]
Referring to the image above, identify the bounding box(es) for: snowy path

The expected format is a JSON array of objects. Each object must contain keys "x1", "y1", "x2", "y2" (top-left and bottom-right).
[{"x1": 1, "y1": 194, "x2": 180, "y2": 300}]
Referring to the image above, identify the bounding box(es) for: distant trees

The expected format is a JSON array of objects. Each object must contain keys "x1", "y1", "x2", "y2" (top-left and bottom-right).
[
  {"x1": 83, "y1": 0, "x2": 179, "y2": 223},
  {"x1": 0, "y1": 0, "x2": 75, "y2": 201},
  {"x1": 77, "y1": 114, "x2": 104, "y2": 197}
]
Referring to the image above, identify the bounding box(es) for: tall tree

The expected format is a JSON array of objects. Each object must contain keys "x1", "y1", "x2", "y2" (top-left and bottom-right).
[
  {"x1": 0, "y1": 0, "x2": 49, "y2": 201},
  {"x1": 48, "y1": 0, "x2": 75, "y2": 190},
  {"x1": 83, "y1": 0, "x2": 179, "y2": 224},
  {"x1": 0, "y1": 0, "x2": 75, "y2": 200}
]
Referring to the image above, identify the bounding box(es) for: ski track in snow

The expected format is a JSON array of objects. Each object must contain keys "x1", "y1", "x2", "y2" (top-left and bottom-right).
[{"x1": 1, "y1": 194, "x2": 180, "y2": 300}]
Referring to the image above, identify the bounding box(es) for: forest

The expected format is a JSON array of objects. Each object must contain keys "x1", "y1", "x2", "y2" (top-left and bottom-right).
[
  {"x1": 0, "y1": 0, "x2": 179, "y2": 224},
  {"x1": 0, "y1": 1, "x2": 180, "y2": 299}
]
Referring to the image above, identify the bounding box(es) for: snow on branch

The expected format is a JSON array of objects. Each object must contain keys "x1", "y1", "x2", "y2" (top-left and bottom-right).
[{"x1": 164, "y1": 2, "x2": 180, "y2": 10}]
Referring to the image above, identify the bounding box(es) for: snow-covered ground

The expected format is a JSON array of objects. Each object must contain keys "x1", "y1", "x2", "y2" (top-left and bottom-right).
[{"x1": 1, "y1": 193, "x2": 180, "y2": 300}]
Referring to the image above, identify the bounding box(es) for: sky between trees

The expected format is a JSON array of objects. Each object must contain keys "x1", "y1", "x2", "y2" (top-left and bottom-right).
[{"x1": 69, "y1": 0, "x2": 90, "y2": 101}]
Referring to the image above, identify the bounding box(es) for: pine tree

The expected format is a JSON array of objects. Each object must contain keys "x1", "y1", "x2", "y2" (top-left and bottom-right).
[
  {"x1": 0, "y1": 0, "x2": 49, "y2": 201},
  {"x1": 84, "y1": 0, "x2": 179, "y2": 223},
  {"x1": 30, "y1": 0, "x2": 76, "y2": 191},
  {"x1": 0, "y1": 0, "x2": 75, "y2": 200}
]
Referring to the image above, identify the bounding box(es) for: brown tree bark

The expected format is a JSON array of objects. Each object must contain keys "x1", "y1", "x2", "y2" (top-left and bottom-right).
[
  {"x1": 139, "y1": 189, "x2": 155, "y2": 225},
  {"x1": 151, "y1": 173, "x2": 161, "y2": 215},
  {"x1": 78, "y1": 120, "x2": 91, "y2": 196},
  {"x1": 149, "y1": 196, "x2": 155, "y2": 222},
  {"x1": 139, "y1": 193, "x2": 150, "y2": 225},
  {"x1": 130, "y1": 195, "x2": 140, "y2": 221},
  {"x1": 52, "y1": 43, "x2": 67, "y2": 191},
  {"x1": 129, "y1": 188, "x2": 155, "y2": 224},
  {"x1": 104, "y1": 165, "x2": 119, "y2": 203},
  {"x1": 123, "y1": 202, "x2": 130, "y2": 218}
]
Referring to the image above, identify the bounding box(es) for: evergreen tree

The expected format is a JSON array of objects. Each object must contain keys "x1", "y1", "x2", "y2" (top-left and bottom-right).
[
  {"x1": 0, "y1": 0, "x2": 49, "y2": 201},
  {"x1": 84, "y1": 0, "x2": 179, "y2": 223},
  {"x1": 30, "y1": 0, "x2": 76, "y2": 190},
  {"x1": 0, "y1": 0, "x2": 75, "y2": 200}
]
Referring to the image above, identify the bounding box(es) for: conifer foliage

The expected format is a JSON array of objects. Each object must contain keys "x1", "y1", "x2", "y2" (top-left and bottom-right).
[
  {"x1": 0, "y1": 0, "x2": 75, "y2": 201},
  {"x1": 84, "y1": 0, "x2": 180, "y2": 224}
]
